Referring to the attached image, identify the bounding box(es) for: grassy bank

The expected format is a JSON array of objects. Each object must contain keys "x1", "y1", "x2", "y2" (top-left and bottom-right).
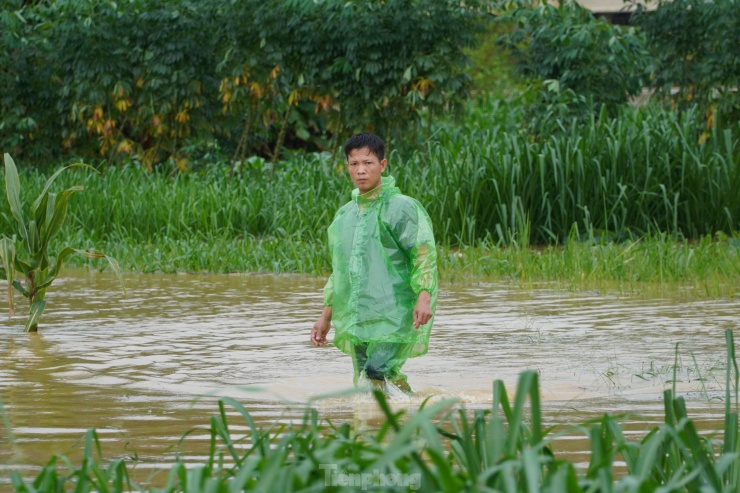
[
  {"x1": 51, "y1": 233, "x2": 738, "y2": 297},
  {"x1": 7, "y1": 330, "x2": 740, "y2": 492}
]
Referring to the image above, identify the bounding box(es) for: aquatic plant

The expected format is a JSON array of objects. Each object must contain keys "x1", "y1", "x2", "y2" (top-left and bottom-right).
[
  {"x1": 6, "y1": 330, "x2": 740, "y2": 491},
  {"x1": 0, "y1": 154, "x2": 122, "y2": 332}
]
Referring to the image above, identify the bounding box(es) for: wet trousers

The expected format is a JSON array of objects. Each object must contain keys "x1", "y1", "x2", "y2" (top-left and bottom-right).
[{"x1": 351, "y1": 341, "x2": 414, "y2": 386}]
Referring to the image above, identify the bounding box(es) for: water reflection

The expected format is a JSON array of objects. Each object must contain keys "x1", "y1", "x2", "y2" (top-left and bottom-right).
[{"x1": 1, "y1": 270, "x2": 737, "y2": 483}]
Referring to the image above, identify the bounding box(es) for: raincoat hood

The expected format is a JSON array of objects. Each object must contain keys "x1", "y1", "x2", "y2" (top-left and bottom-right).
[{"x1": 351, "y1": 175, "x2": 399, "y2": 205}]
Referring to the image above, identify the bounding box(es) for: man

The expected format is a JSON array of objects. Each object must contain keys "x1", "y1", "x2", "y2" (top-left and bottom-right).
[{"x1": 310, "y1": 132, "x2": 438, "y2": 393}]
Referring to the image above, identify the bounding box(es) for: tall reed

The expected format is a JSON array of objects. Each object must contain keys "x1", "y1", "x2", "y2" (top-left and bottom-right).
[{"x1": 401, "y1": 97, "x2": 740, "y2": 246}]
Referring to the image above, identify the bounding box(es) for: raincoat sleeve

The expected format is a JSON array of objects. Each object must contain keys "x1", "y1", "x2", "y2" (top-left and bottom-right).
[
  {"x1": 323, "y1": 211, "x2": 338, "y2": 307},
  {"x1": 323, "y1": 273, "x2": 334, "y2": 306},
  {"x1": 388, "y1": 197, "x2": 438, "y2": 295}
]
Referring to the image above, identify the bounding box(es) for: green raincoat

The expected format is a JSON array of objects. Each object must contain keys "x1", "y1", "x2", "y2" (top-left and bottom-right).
[{"x1": 323, "y1": 175, "x2": 438, "y2": 382}]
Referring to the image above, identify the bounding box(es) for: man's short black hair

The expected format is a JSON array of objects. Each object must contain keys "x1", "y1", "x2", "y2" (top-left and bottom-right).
[{"x1": 344, "y1": 132, "x2": 385, "y2": 161}]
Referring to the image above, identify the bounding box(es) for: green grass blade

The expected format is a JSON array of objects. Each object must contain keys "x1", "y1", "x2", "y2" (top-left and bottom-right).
[
  {"x1": 23, "y1": 299, "x2": 46, "y2": 333},
  {"x1": 0, "y1": 237, "x2": 16, "y2": 315},
  {"x1": 3, "y1": 154, "x2": 28, "y2": 242}
]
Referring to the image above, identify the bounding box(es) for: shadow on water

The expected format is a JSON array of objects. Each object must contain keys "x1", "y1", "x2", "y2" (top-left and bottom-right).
[{"x1": 1, "y1": 269, "x2": 737, "y2": 482}]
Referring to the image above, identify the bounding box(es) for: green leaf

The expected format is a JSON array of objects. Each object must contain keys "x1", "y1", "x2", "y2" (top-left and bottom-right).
[
  {"x1": 34, "y1": 192, "x2": 50, "y2": 230},
  {"x1": 31, "y1": 162, "x2": 96, "y2": 212},
  {"x1": 12, "y1": 280, "x2": 28, "y2": 298},
  {"x1": 0, "y1": 237, "x2": 16, "y2": 315},
  {"x1": 42, "y1": 187, "x2": 83, "y2": 247},
  {"x1": 35, "y1": 246, "x2": 77, "y2": 291},
  {"x1": 36, "y1": 247, "x2": 126, "y2": 296},
  {"x1": 403, "y1": 66, "x2": 413, "y2": 82},
  {"x1": 24, "y1": 299, "x2": 46, "y2": 332},
  {"x1": 27, "y1": 220, "x2": 40, "y2": 256},
  {"x1": 13, "y1": 256, "x2": 31, "y2": 277},
  {"x1": 4, "y1": 154, "x2": 28, "y2": 242}
]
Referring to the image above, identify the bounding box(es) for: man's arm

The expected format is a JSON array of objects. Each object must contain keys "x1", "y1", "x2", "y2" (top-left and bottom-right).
[
  {"x1": 388, "y1": 199, "x2": 438, "y2": 329},
  {"x1": 413, "y1": 290, "x2": 432, "y2": 329},
  {"x1": 311, "y1": 305, "x2": 332, "y2": 346},
  {"x1": 311, "y1": 274, "x2": 334, "y2": 346}
]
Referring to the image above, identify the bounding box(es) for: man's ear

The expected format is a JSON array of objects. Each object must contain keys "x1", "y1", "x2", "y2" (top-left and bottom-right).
[{"x1": 380, "y1": 159, "x2": 388, "y2": 172}]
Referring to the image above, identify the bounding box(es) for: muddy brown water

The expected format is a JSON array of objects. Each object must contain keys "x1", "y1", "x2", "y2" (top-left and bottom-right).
[{"x1": 1, "y1": 270, "x2": 738, "y2": 486}]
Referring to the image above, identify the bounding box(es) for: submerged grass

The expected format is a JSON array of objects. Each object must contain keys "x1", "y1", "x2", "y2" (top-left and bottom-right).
[
  {"x1": 441, "y1": 233, "x2": 740, "y2": 297},
  {"x1": 7, "y1": 330, "x2": 740, "y2": 492},
  {"x1": 45, "y1": 231, "x2": 740, "y2": 297}
]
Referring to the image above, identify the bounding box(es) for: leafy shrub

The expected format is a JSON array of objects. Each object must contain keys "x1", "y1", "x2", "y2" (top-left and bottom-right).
[
  {"x1": 635, "y1": 0, "x2": 740, "y2": 125},
  {"x1": 0, "y1": 0, "x2": 487, "y2": 169},
  {"x1": 495, "y1": 0, "x2": 648, "y2": 133}
]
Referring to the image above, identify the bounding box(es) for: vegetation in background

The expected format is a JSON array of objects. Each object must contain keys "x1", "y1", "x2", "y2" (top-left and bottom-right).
[
  {"x1": 635, "y1": 0, "x2": 740, "y2": 126},
  {"x1": 464, "y1": 19, "x2": 523, "y2": 96},
  {"x1": 494, "y1": 0, "x2": 648, "y2": 133},
  {"x1": 0, "y1": 0, "x2": 486, "y2": 168},
  {"x1": 0, "y1": 154, "x2": 121, "y2": 332},
  {"x1": 3, "y1": 99, "x2": 737, "y2": 250},
  {"x1": 0, "y1": 99, "x2": 737, "y2": 295},
  {"x1": 0, "y1": 0, "x2": 738, "y2": 294},
  {"x1": 2, "y1": 0, "x2": 738, "y2": 169},
  {"x1": 6, "y1": 330, "x2": 740, "y2": 491},
  {"x1": 415, "y1": 98, "x2": 740, "y2": 245}
]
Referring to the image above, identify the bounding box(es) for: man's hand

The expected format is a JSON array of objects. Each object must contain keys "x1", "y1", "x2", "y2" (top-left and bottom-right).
[
  {"x1": 413, "y1": 290, "x2": 433, "y2": 329},
  {"x1": 311, "y1": 306, "x2": 332, "y2": 346}
]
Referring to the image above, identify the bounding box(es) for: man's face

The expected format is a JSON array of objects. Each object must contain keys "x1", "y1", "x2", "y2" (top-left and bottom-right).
[{"x1": 346, "y1": 147, "x2": 387, "y2": 194}]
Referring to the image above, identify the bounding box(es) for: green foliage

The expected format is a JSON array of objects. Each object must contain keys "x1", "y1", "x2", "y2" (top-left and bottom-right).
[
  {"x1": 8, "y1": 330, "x2": 740, "y2": 491},
  {"x1": 0, "y1": 0, "x2": 487, "y2": 169},
  {"x1": 51, "y1": 0, "x2": 223, "y2": 170},
  {"x1": 1, "y1": 98, "x2": 738, "y2": 280},
  {"x1": 405, "y1": 97, "x2": 740, "y2": 245},
  {"x1": 465, "y1": 19, "x2": 524, "y2": 96},
  {"x1": 635, "y1": 0, "x2": 740, "y2": 123},
  {"x1": 441, "y1": 231, "x2": 740, "y2": 297},
  {"x1": 0, "y1": 1, "x2": 60, "y2": 163},
  {"x1": 495, "y1": 0, "x2": 648, "y2": 132},
  {"x1": 0, "y1": 154, "x2": 122, "y2": 332}
]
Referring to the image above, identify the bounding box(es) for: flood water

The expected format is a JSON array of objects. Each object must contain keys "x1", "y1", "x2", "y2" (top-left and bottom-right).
[{"x1": 1, "y1": 269, "x2": 738, "y2": 486}]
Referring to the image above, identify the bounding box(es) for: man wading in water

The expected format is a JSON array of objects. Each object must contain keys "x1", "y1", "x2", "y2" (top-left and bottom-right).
[{"x1": 310, "y1": 132, "x2": 438, "y2": 393}]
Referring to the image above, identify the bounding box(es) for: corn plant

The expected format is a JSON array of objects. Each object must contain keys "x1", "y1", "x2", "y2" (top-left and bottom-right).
[{"x1": 1, "y1": 153, "x2": 122, "y2": 332}]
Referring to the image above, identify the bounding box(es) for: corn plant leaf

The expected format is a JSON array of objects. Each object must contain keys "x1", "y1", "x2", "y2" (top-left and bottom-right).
[
  {"x1": 34, "y1": 192, "x2": 50, "y2": 230},
  {"x1": 0, "y1": 237, "x2": 16, "y2": 316},
  {"x1": 42, "y1": 187, "x2": 83, "y2": 247},
  {"x1": 24, "y1": 298, "x2": 45, "y2": 332},
  {"x1": 31, "y1": 162, "x2": 96, "y2": 212},
  {"x1": 34, "y1": 246, "x2": 79, "y2": 291},
  {"x1": 27, "y1": 220, "x2": 40, "y2": 257},
  {"x1": 12, "y1": 256, "x2": 30, "y2": 276},
  {"x1": 3, "y1": 154, "x2": 28, "y2": 242},
  {"x1": 36, "y1": 247, "x2": 126, "y2": 295},
  {"x1": 12, "y1": 280, "x2": 28, "y2": 298}
]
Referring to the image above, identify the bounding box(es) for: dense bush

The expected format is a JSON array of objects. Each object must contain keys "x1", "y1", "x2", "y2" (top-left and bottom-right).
[
  {"x1": 0, "y1": 0, "x2": 486, "y2": 168},
  {"x1": 494, "y1": 0, "x2": 648, "y2": 133},
  {"x1": 492, "y1": 0, "x2": 739, "y2": 135},
  {"x1": 635, "y1": 0, "x2": 740, "y2": 124}
]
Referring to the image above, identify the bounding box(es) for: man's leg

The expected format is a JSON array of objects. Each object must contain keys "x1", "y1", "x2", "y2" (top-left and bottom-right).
[
  {"x1": 351, "y1": 343, "x2": 369, "y2": 386},
  {"x1": 363, "y1": 342, "x2": 414, "y2": 392}
]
